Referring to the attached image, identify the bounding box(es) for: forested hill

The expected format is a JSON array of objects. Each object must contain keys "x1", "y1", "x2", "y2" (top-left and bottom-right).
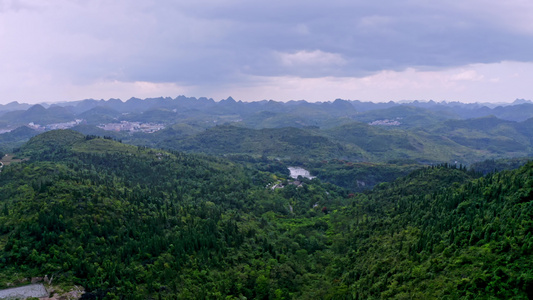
[
  {"x1": 2, "y1": 97, "x2": 533, "y2": 171},
  {"x1": 0, "y1": 130, "x2": 532, "y2": 299},
  {"x1": 329, "y1": 163, "x2": 533, "y2": 298}
]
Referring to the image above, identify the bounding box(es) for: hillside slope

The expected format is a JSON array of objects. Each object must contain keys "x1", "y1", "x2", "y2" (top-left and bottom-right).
[{"x1": 0, "y1": 130, "x2": 531, "y2": 299}]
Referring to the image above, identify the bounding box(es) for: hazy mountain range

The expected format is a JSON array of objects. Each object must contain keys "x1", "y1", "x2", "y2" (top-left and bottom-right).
[
  {"x1": 1, "y1": 97, "x2": 533, "y2": 127},
  {"x1": 1, "y1": 97, "x2": 532, "y2": 161}
]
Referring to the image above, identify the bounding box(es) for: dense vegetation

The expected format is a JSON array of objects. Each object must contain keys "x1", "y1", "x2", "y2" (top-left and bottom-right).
[
  {"x1": 2, "y1": 98, "x2": 533, "y2": 195},
  {"x1": 0, "y1": 130, "x2": 532, "y2": 299},
  {"x1": 329, "y1": 164, "x2": 533, "y2": 298},
  {"x1": 2, "y1": 98, "x2": 533, "y2": 166},
  {"x1": 0, "y1": 126, "x2": 39, "y2": 155},
  {"x1": 116, "y1": 116, "x2": 533, "y2": 165},
  {"x1": 0, "y1": 131, "x2": 348, "y2": 298}
]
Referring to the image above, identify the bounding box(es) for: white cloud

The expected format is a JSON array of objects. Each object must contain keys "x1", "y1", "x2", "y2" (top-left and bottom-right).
[
  {"x1": 2, "y1": 1, "x2": 533, "y2": 104},
  {"x1": 450, "y1": 70, "x2": 484, "y2": 81},
  {"x1": 3, "y1": 61, "x2": 533, "y2": 104},
  {"x1": 0, "y1": 76, "x2": 193, "y2": 104},
  {"x1": 210, "y1": 61, "x2": 533, "y2": 103},
  {"x1": 278, "y1": 50, "x2": 346, "y2": 67}
]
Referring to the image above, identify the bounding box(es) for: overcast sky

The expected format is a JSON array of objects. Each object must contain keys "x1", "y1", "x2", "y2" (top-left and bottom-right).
[{"x1": 1, "y1": 0, "x2": 533, "y2": 104}]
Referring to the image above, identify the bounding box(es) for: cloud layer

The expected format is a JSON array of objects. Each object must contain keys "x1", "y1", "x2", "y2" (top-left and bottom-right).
[{"x1": 1, "y1": 0, "x2": 533, "y2": 103}]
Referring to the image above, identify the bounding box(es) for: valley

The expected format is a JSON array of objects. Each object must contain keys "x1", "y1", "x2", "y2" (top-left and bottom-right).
[
  {"x1": 4, "y1": 1, "x2": 533, "y2": 298},
  {"x1": 0, "y1": 129, "x2": 530, "y2": 298},
  {"x1": 2, "y1": 97, "x2": 533, "y2": 193},
  {"x1": 0, "y1": 98, "x2": 532, "y2": 299}
]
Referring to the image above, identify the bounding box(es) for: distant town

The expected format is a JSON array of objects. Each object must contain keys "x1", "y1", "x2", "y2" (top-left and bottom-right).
[
  {"x1": 24, "y1": 120, "x2": 165, "y2": 133},
  {"x1": 368, "y1": 119, "x2": 402, "y2": 126},
  {"x1": 28, "y1": 120, "x2": 84, "y2": 131},
  {"x1": 97, "y1": 121, "x2": 164, "y2": 133}
]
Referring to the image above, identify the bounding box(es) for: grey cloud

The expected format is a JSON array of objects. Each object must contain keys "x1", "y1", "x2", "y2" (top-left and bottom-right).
[
  {"x1": 126, "y1": 0, "x2": 533, "y2": 81},
  {"x1": 4, "y1": 0, "x2": 533, "y2": 87}
]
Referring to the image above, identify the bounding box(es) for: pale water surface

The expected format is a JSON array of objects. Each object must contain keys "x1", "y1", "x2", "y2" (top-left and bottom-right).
[{"x1": 288, "y1": 167, "x2": 315, "y2": 179}]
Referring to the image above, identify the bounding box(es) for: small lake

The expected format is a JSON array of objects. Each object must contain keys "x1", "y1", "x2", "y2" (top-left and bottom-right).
[{"x1": 288, "y1": 167, "x2": 316, "y2": 180}]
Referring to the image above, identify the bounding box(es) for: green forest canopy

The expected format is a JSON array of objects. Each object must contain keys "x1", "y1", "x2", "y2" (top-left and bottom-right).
[{"x1": 0, "y1": 130, "x2": 532, "y2": 299}]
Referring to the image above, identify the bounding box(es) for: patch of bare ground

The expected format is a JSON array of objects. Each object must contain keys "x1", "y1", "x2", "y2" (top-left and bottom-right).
[
  {"x1": 40, "y1": 285, "x2": 84, "y2": 300},
  {"x1": 0, "y1": 284, "x2": 47, "y2": 299},
  {"x1": 0, "y1": 277, "x2": 84, "y2": 300},
  {"x1": 1, "y1": 154, "x2": 28, "y2": 166}
]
